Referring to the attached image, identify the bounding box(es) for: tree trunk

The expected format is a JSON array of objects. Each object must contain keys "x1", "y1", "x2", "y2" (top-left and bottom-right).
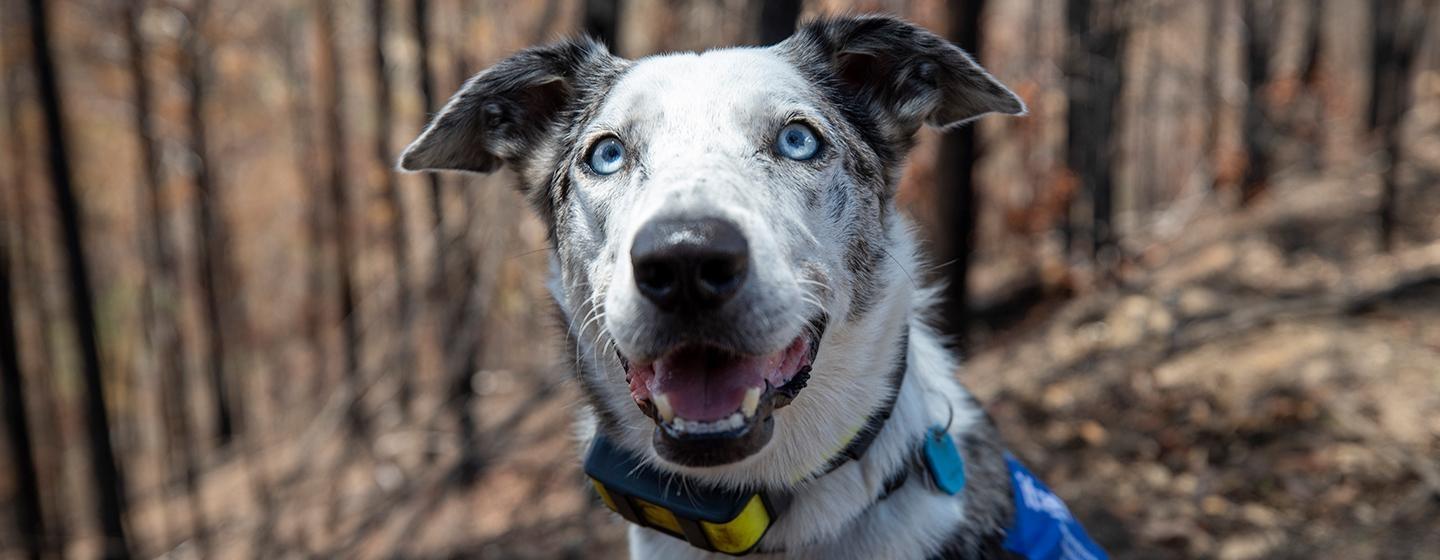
[
  {"x1": 28, "y1": 0, "x2": 133, "y2": 555},
  {"x1": 121, "y1": 2, "x2": 208, "y2": 552},
  {"x1": 372, "y1": 0, "x2": 417, "y2": 416},
  {"x1": 0, "y1": 10, "x2": 48, "y2": 558},
  {"x1": 757, "y1": 0, "x2": 800, "y2": 45},
  {"x1": 413, "y1": 0, "x2": 446, "y2": 303},
  {"x1": 1063, "y1": 0, "x2": 1128, "y2": 265},
  {"x1": 1369, "y1": 0, "x2": 1430, "y2": 251},
  {"x1": 182, "y1": 0, "x2": 240, "y2": 446},
  {"x1": 0, "y1": 203, "x2": 45, "y2": 560},
  {"x1": 936, "y1": 0, "x2": 984, "y2": 345},
  {"x1": 2, "y1": 17, "x2": 69, "y2": 548},
  {"x1": 1299, "y1": 0, "x2": 1325, "y2": 88},
  {"x1": 1202, "y1": 0, "x2": 1225, "y2": 186},
  {"x1": 1239, "y1": 0, "x2": 1276, "y2": 205},
  {"x1": 1296, "y1": 0, "x2": 1326, "y2": 171},
  {"x1": 317, "y1": 0, "x2": 368, "y2": 437},
  {"x1": 275, "y1": 4, "x2": 333, "y2": 402},
  {"x1": 584, "y1": 0, "x2": 622, "y2": 49},
  {"x1": 441, "y1": 1, "x2": 485, "y2": 486}
]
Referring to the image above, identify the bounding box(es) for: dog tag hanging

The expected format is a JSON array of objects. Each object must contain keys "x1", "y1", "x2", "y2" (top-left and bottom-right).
[{"x1": 923, "y1": 426, "x2": 966, "y2": 495}]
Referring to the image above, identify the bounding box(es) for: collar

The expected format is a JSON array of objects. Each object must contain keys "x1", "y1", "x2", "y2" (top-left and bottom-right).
[
  {"x1": 812, "y1": 329, "x2": 908, "y2": 477},
  {"x1": 584, "y1": 329, "x2": 910, "y2": 555}
]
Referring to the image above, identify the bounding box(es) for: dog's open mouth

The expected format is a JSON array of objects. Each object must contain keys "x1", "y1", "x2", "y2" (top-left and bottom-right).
[{"x1": 620, "y1": 327, "x2": 821, "y2": 466}]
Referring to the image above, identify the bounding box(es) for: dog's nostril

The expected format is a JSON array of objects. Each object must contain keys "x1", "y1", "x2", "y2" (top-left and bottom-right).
[
  {"x1": 630, "y1": 216, "x2": 750, "y2": 313},
  {"x1": 697, "y1": 256, "x2": 746, "y2": 295},
  {"x1": 635, "y1": 262, "x2": 677, "y2": 294}
]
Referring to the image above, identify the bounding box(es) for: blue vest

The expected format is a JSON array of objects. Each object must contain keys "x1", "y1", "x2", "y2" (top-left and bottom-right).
[{"x1": 1000, "y1": 455, "x2": 1108, "y2": 560}]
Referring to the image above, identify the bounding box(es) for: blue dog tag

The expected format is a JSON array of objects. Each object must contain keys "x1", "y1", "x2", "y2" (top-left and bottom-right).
[{"x1": 923, "y1": 426, "x2": 966, "y2": 495}]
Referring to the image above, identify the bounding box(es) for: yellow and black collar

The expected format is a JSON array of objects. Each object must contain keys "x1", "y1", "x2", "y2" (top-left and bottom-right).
[{"x1": 586, "y1": 434, "x2": 791, "y2": 554}]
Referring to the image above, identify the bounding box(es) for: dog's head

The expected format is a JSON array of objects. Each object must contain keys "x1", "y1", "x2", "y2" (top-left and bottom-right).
[{"x1": 401, "y1": 16, "x2": 1021, "y2": 478}]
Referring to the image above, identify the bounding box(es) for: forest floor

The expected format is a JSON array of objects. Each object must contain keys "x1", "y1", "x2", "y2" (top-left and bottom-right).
[{"x1": 113, "y1": 159, "x2": 1440, "y2": 560}]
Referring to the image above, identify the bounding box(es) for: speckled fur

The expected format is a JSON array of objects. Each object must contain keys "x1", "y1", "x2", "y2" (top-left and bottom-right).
[{"x1": 399, "y1": 15, "x2": 1026, "y2": 559}]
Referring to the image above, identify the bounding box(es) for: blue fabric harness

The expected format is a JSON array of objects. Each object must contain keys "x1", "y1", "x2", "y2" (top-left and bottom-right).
[
  {"x1": 918, "y1": 424, "x2": 1107, "y2": 560},
  {"x1": 997, "y1": 454, "x2": 1108, "y2": 560}
]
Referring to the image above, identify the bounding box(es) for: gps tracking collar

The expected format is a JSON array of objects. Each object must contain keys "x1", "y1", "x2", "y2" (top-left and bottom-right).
[
  {"x1": 584, "y1": 334, "x2": 908, "y2": 555},
  {"x1": 585, "y1": 434, "x2": 791, "y2": 554}
]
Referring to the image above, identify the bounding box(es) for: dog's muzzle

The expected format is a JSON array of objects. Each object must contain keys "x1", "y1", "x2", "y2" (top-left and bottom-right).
[{"x1": 619, "y1": 215, "x2": 824, "y2": 467}]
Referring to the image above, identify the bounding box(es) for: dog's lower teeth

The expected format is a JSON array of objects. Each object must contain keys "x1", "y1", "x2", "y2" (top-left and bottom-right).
[{"x1": 668, "y1": 412, "x2": 747, "y2": 434}]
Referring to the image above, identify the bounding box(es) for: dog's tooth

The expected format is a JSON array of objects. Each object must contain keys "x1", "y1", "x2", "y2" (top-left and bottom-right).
[
  {"x1": 742, "y1": 387, "x2": 761, "y2": 418},
  {"x1": 673, "y1": 418, "x2": 687, "y2": 432},
  {"x1": 654, "y1": 393, "x2": 674, "y2": 423}
]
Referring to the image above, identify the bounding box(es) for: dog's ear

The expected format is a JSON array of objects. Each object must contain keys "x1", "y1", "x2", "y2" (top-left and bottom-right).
[
  {"x1": 779, "y1": 15, "x2": 1023, "y2": 136},
  {"x1": 398, "y1": 37, "x2": 620, "y2": 174}
]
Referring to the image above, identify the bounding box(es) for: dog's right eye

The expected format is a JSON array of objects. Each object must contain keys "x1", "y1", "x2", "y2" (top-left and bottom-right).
[{"x1": 588, "y1": 138, "x2": 626, "y2": 175}]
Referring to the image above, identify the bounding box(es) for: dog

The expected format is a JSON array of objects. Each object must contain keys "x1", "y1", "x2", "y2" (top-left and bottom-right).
[{"x1": 400, "y1": 15, "x2": 1105, "y2": 559}]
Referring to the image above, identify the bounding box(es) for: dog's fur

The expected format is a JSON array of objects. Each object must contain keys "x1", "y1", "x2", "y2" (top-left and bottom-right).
[{"x1": 401, "y1": 16, "x2": 1027, "y2": 559}]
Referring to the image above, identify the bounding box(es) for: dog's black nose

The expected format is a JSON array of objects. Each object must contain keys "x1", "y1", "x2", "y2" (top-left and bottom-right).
[{"x1": 631, "y1": 216, "x2": 750, "y2": 313}]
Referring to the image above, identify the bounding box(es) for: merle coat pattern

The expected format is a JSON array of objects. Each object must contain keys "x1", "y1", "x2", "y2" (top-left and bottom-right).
[{"x1": 401, "y1": 15, "x2": 1030, "y2": 559}]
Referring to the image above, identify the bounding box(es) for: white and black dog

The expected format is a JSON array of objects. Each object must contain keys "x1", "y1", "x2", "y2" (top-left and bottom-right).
[{"x1": 400, "y1": 15, "x2": 1105, "y2": 560}]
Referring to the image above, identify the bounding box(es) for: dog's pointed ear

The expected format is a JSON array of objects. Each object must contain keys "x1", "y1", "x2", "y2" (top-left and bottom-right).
[
  {"x1": 779, "y1": 15, "x2": 1024, "y2": 135},
  {"x1": 398, "y1": 37, "x2": 620, "y2": 174}
]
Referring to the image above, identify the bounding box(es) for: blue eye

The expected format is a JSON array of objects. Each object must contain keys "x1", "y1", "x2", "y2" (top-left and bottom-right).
[
  {"x1": 776, "y1": 123, "x2": 819, "y2": 161},
  {"x1": 589, "y1": 138, "x2": 626, "y2": 175}
]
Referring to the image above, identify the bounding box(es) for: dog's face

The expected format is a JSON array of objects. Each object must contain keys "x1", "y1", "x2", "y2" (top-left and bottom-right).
[{"x1": 401, "y1": 16, "x2": 1021, "y2": 474}]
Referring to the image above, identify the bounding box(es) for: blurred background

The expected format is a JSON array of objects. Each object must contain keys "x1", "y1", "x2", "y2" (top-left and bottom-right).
[{"x1": 2, "y1": 0, "x2": 1439, "y2": 558}]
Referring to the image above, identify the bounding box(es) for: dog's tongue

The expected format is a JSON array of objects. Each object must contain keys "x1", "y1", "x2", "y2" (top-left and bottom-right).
[{"x1": 650, "y1": 345, "x2": 795, "y2": 422}]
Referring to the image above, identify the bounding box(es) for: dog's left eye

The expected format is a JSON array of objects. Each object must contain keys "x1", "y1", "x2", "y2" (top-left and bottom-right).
[
  {"x1": 775, "y1": 123, "x2": 820, "y2": 161},
  {"x1": 588, "y1": 137, "x2": 626, "y2": 175}
]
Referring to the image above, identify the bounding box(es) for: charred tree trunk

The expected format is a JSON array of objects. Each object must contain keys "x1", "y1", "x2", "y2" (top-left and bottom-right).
[
  {"x1": 413, "y1": 0, "x2": 446, "y2": 302},
  {"x1": 0, "y1": 211, "x2": 45, "y2": 560},
  {"x1": 317, "y1": 0, "x2": 368, "y2": 437},
  {"x1": 1369, "y1": 0, "x2": 1430, "y2": 251},
  {"x1": 584, "y1": 0, "x2": 623, "y2": 49},
  {"x1": 371, "y1": 0, "x2": 417, "y2": 415},
  {"x1": 276, "y1": 5, "x2": 332, "y2": 401},
  {"x1": 442, "y1": 3, "x2": 484, "y2": 486},
  {"x1": 182, "y1": 0, "x2": 239, "y2": 446},
  {"x1": 1239, "y1": 0, "x2": 1276, "y2": 205},
  {"x1": 1063, "y1": 0, "x2": 1128, "y2": 265},
  {"x1": 0, "y1": 11, "x2": 47, "y2": 558},
  {"x1": 2, "y1": 17, "x2": 69, "y2": 549},
  {"x1": 936, "y1": 0, "x2": 985, "y2": 345},
  {"x1": 757, "y1": 0, "x2": 801, "y2": 45},
  {"x1": 1299, "y1": 0, "x2": 1325, "y2": 88},
  {"x1": 1202, "y1": 0, "x2": 1226, "y2": 189},
  {"x1": 28, "y1": 0, "x2": 133, "y2": 555},
  {"x1": 1296, "y1": 0, "x2": 1327, "y2": 171},
  {"x1": 446, "y1": 207, "x2": 483, "y2": 485},
  {"x1": 121, "y1": 2, "x2": 208, "y2": 551}
]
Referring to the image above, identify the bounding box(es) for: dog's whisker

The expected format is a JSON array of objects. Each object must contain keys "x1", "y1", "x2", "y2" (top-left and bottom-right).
[{"x1": 572, "y1": 304, "x2": 604, "y2": 370}]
